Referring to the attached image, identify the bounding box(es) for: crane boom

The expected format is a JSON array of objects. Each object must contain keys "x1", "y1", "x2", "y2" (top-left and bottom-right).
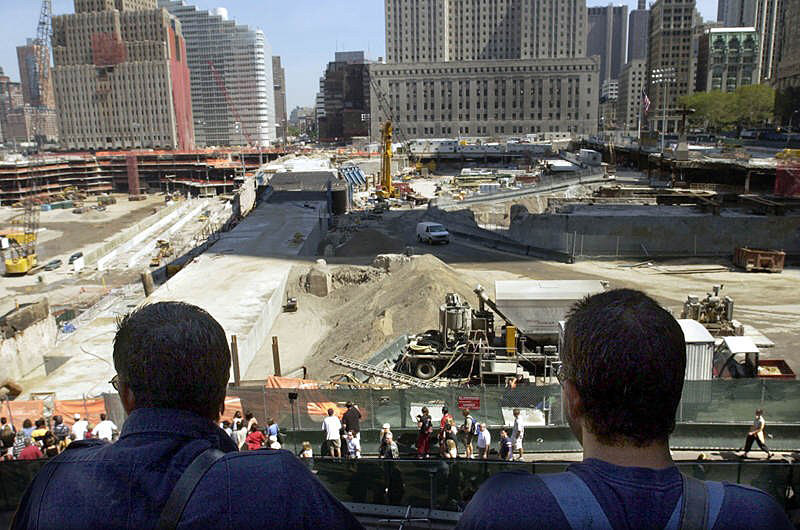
[
  {"x1": 32, "y1": 0, "x2": 52, "y2": 149},
  {"x1": 208, "y1": 61, "x2": 254, "y2": 146}
]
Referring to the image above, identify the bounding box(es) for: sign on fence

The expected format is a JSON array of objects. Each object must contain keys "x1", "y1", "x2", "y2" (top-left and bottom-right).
[{"x1": 458, "y1": 396, "x2": 481, "y2": 410}]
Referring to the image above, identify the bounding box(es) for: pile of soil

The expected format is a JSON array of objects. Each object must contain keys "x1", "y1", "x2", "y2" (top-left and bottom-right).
[
  {"x1": 334, "y1": 228, "x2": 406, "y2": 257},
  {"x1": 304, "y1": 254, "x2": 482, "y2": 379},
  {"x1": 330, "y1": 265, "x2": 387, "y2": 288}
]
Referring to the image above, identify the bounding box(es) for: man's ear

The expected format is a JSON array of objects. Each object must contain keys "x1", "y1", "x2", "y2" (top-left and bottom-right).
[
  {"x1": 563, "y1": 380, "x2": 583, "y2": 421},
  {"x1": 119, "y1": 382, "x2": 136, "y2": 415}
]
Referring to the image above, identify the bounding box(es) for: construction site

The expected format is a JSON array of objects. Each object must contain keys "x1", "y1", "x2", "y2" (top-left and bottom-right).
[{"x1": 2, "y1": 0, "x2": 800, "y2": 526}]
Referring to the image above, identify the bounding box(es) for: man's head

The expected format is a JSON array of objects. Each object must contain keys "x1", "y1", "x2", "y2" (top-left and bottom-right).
[
  {"x1": 755, "y1": 409, "x2": 763, "y2": 417},
  {"x1": 479, "y1": 423, "x2": 486, "y2": 431},
  {"x1": 327, "y1": 408, "x2": 334, "y2": 416},
  {"x1": 53, "y1": 415, "x2": 62, "y2": 426},
  {"x1": 442, "y1": 406, "x2": 448, "y2": 415},
  {"x1": 346, "y1": 401, "x2": 353, "y2": 408},
  {"x1": 113, "y1": 302, "x2": 231, "y2": 421},
  {"x1": 421, "y1": 406, "x2": 429, "y2": 415},
  {"x1": 462, "y1": 409, "x2": 469, "y2": 418},
  {"x1": 1, "y1": 417, "x2": 6, "y2": 425},
  {"x1": 560, "y1": 289, "x2": 685, "y2": 448},
  {"x1": 100, "y1": 413, "x2": 106, "y2": 422},
  {"x1": 500, "y1": 429, "x2": 508, "y2": 439},
  {"x1": 35, "y1": 419, "x2": 45, "y2": 428},
  {"x1": 73, "y1": 413, "x2": 80, "y2": 421},
  {"x1": 513, "y1": 408, "x2": 520, "y2": 417}
]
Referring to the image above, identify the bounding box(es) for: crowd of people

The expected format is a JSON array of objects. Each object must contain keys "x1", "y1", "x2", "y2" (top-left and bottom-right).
[{"x1": 0, "y1": 413, "x2": 118, "y2": 461}]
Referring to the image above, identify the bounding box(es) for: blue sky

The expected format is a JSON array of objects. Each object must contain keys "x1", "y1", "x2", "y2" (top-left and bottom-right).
[{"x1": 0, "y1": 0, "x2": 717, "y2": 110}]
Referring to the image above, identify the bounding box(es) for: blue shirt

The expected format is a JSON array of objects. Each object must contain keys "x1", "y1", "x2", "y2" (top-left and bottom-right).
[
  {"x1": 268, "y1": 423, "x2": 280, "y2": 437},
  {"x1": 12, "y1": 408, "x2": 361, "y2": 529},
  {"x1": 457, "y1": 458, "x2": 793, "y2": 529}
]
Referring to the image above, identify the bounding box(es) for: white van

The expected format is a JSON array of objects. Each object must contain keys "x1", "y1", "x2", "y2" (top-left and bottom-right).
[{"x1": 416, "y1": 222, "x2": 450, "y2": 244}]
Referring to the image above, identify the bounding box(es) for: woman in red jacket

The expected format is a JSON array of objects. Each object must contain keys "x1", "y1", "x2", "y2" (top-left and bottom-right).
[{"x1": 245, "y1": 423, "x2": 266, "y2": 450}]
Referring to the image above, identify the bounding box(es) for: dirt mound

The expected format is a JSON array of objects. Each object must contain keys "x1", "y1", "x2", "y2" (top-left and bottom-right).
[
  {"x1": 330, "y1": 265, "x2": 387, "y2": 288},
  {"x1": 334, "y1": 228, "x2": 406, "y2": 257},
  {"x1": 304, "y1": 254, "x2": 481, "y2": 379}
]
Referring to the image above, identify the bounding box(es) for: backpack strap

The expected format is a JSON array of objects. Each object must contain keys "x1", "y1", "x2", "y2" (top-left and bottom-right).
[
  {"x1": 156, "y1": 447, "x2": 225, "y2": 530},
  {"x1": 665, "y1": 476, "x2": 726, "y2": 530},
  {"x1": 539, "y1": 472, "x2": 613, "y2": 529}
]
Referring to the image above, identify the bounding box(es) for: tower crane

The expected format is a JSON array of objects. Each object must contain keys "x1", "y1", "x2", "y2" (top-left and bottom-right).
[{"x1": 31, "y1": 0, "x2": 52, "y2": 149}]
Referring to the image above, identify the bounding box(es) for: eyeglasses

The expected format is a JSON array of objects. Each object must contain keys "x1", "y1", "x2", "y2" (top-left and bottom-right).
[
  {"x1": 556, "y1": 364, "x2": 566, "y2": 385},
  {"x1": 109, "y1": 374, "x2": 121, "y2": 391}
]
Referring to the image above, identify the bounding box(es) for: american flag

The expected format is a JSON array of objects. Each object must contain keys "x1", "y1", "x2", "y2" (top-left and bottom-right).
[{"x1": 642, "y1": 90, "x2": 651, "y2": 114}]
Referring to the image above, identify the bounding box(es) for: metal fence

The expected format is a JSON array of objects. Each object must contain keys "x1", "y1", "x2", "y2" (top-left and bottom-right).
[
  {"x1": 2, "y1": 458, "x2": 798, "y2": 516},
  {"x1": 230, "y1": 379, "x2": 800, "y2": 434}
]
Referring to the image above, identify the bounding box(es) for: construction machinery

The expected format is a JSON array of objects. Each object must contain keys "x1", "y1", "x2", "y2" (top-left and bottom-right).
[
  {"x1": 31, "y1": 0, "x2": 53, "y2": 150},
  {"x1": 393, "y1": 281, "x2": 607, "y2": 384},
  {"x1": 376, "y1": 121, "x2": 395, "y2": 199},
  {"x1": 680, "y1": 285, "x2": 744, "y2": 336},
  {"x1": 1, "y1": 200, "x2": 40, "y2": 275}
]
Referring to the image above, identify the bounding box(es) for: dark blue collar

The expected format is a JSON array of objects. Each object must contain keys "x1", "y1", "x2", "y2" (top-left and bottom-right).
[{"x1": 120, "y1": 408, "x2": 238, "y2": 451}]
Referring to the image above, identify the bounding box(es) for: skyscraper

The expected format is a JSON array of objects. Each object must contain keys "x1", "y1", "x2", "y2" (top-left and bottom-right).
[
  {"x1": 715, "y1": 0, "x2": 781, "y2": 83},
  {"x1": 774, "y1": 0, "x2": 799, "y2": 124},
  {"x1": 273, "y1": 56, "x2": 287, "y2": 142},
  {"x1": 646, "y1": 0, "x2": 700, "y2": 132},
  {"x1": 17, "y1": 39, "x2": 55, "y2": 108},
  {"x1": 372, "y1": 0, "x2": 599, "y2": 140},
  {"x1": 628, "y1": 0, "x2": 650, "y2": 63},
  {"x1": 317, "y1": 52, "x2": 370, "y2": 143},
  {"x1": 588, "y1": 4, "x2": 628, "y2": 83},
  {"x1": 52, "y1": 0, "x2": 194, "y2": 150},
  {"x1": 159, "y1": 1, "x2": 276, "y2": 147}
]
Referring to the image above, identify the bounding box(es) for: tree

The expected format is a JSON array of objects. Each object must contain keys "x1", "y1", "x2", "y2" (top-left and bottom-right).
[
  {"x1": 733, "y1": 84, "x2": 775, "y2": 128},
  {"x1": 680, "y1": 84, "x2": 775, "y2": 131}
]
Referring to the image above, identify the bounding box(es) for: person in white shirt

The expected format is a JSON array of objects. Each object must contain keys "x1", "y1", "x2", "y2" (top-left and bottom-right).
[
  {"x1": 268, "y1": 434, "x2": 281, "y2": 450},
  {"x1": 91, "y1": 413, "x2": 118, "y2": 441},
  {"x1": 476, "y1": 423, "x2": 491, "y2": 459},
  {"x1": 299, "y1": 441, "x2": 313, "y2": 459},
  {"x1": 322, "y1": 408, "x2": 342, "y2": 458},
  {"x1": 71, "y1": 414, "x2": 89, "y2": 441},
  {"x1": 511, "y1": 408, "x2": 524, "y2": 460},
  {"x1": 346, "y1": 431, "x2": 361, "y2": 459}
]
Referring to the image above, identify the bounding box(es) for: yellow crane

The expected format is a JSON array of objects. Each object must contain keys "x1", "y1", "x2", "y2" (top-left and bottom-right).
[
  {"x1": 2, "y1": 200, "x2": 39, "y2": 275},
  {"x1": 376, "y1": 121, "x2": 394, "y2": 199}
]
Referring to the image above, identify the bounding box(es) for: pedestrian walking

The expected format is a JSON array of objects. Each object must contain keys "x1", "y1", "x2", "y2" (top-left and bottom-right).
[
  {"x1": 245, "y1": 423, "x2": 266, "y2": 450},
  {"x1": 460, "y1": 409, "x2": 478, "y2": 459},
  {"x1": 322, "y1": 408, "x2": 342, "y2": 458},
  {"x1": 476, "y1": 423, "x2": 491, "y2": 459},
  {"x1": 342, "y1": 402, "x2": 362, "y2": 441},
  {"x1": 499, "y1": 430, "x2": 513, "y2": 461},
  {"x1": 439, "y1": 406, "x2": 453, "y2": 457},
  {"x1": 380, "y1": 432, "x2": 399, "y2": 459},
  {"x1": 511, "y1": 408, "x2": 524, "y2": 460},
  {"x1": 416, "y1": 407, "x2": 433, "y2": 458},
  {"x1": 742, "y1": 409, "x2": 772, "y2": 459}
]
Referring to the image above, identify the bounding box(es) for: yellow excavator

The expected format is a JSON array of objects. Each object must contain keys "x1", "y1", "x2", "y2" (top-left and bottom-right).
[
  {"x1": 2, "y1": 199, "x2": 39, "y2": 275},
  {"x1": 376, "y1": 121, "x2": 395, "y2": 200}
]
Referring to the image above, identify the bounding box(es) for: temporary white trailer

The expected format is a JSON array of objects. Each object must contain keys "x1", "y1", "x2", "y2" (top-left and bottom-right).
[
  {"x1": 677, "y1": 319, "x2": 715, "y2": 380},
  {"x1": 495, "y1": 280, "x2": 607, "y2": 338}
]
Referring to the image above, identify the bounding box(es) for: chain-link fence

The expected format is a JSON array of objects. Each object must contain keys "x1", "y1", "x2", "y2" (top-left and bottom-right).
[{"x1": 229, "y1": 379, "x2": 800, "y2": 434}]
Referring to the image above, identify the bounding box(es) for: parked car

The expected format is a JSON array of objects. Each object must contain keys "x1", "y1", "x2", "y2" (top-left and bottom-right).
[
  {"x1": 43, "y1": 259, "x2": 63, "y2": 271},
  {"x1": 416, "y1": 222, "x2": 450, "y2": 244},
  {"x1": 68, "y1": 252, "x2": 83, "y2": 264}
]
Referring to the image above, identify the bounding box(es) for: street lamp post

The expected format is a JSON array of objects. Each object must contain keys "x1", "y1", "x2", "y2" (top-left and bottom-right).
[
  {"x1": 651, "y1": 67, "x2": 676, "y2": 154},
  {"x1": 787, "y1": 110, "x2": 800, "y2": 148}
]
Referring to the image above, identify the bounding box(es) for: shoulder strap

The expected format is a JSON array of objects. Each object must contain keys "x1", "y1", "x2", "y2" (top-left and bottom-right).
[
  {"x1": 665, "y1": 475, "x2": 726, "y2": 530},
  {"x1": 156, "y1": 447, "x2": 225, "y2": 530},
  {"x1": 539, "y1": 472, "x2": 613, "y2": 529}
]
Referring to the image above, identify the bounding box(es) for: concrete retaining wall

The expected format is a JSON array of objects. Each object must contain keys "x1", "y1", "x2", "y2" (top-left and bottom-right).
[
  {"x1": 508, "y1": 207, "x2": 800, "y2": 259},
  {"x1": 0, "y1": 315, "x2": 58, "y2": 382},
  {"x1": 236, "y1": 273, "x2": 288, "y2": 381},
  {"x1": 82, "y1": 201, "x2": 182, "y2": 268}
]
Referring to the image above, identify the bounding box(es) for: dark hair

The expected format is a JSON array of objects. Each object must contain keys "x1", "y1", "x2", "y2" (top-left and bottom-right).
[
  {"x1": 421, "y1": 407, "x2": 429, "y2": 414},
  {"x1": 756, "y1": 409, "x2": 764, "y2": 416},
  {"x1": 267, "y1": 417, "x2": 274, "y2": 425},
  {"x1": 1, "y1": 417, "x2": 6, "y2": 424},
  {"x1": 23, "y1": 419, "x2": 32, "y2": 429},
  {"x1": 327, "y1": 408, "x2": 334, "y2": 416},
  {"x1": 53, "y1": 415, "x2": 62, "y2": 425},
  {"x1": 113, "y1": 302, "x2": 231, "y2": 420},
  {"x1": 35, "y1": 419, "x2": 45, "y2": 428},
  {"x1": 562, "y1": 289, "x2": 685, "y2": 447},
  {"x1": 100, "y1": 413, "x2": 106, "y2": 421},
  {"x1": 245, "y1": 412, "x2": 253, "y2": 421},
  {"x1": 441, "y1": 406, "x2": 448, "y2": 414},
  {"x1": 250, "y1": 423, "x2": 259, "y2": 433},
  {"x1": 234, "y1": 411, "x2": 242, "y2": 418},
  {"x1": 346, "y1": 401, "x2": 353, "y2": 408}
]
